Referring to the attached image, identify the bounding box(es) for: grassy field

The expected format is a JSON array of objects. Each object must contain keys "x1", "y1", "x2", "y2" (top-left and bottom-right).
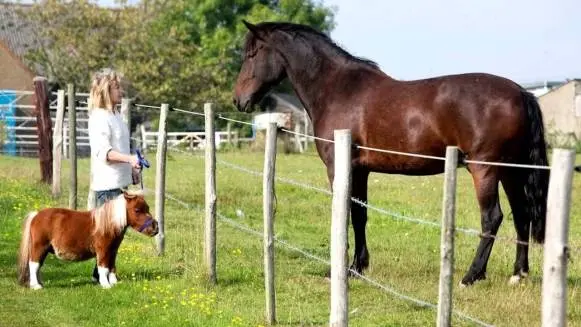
[{"x1": 1, "y1": 149, "x2": 580, "y2": 327}]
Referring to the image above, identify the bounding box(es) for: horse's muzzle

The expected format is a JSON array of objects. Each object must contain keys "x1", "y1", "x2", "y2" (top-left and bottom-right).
[
  {"x1": 233, "y1": 95, "x2": 252, "y2": 113},
  {"x1": 138, "y1": 216, "x2": 158, "y2": 236}
]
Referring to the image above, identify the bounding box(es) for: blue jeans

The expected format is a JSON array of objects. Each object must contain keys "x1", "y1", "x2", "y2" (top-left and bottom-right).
[{"x1": 95, "y1": 188, "x2": 125, "y2": 207}]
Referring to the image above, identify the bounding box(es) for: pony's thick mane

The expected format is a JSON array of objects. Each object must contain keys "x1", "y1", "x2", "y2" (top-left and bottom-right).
[
  {"x1": 247, "y1": 22, "x2": 380, "y2": 71},
  {"x1": 91, "y1": 190, "x2": 143, "y2": 235}
]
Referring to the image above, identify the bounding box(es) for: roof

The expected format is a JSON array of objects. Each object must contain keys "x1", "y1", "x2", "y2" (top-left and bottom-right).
[
  {"x1": 0, "y1": 3, "x2": 40, "y2": 59},
  {"x1": 538, "y1": 79, "x2": 581, "y2": 98},
  {"x1": 259, "y1": 92, "x2": 305, "y2": 115},
  {"x1": 0, "y1": 2, "x2": 44, "y2": 74},
  {"x1": 521, "y1": 80, "x2": 567, "y2": 90}
]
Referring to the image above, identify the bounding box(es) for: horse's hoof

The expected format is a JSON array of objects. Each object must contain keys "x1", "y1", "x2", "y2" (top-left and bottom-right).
[
  {"x1": 458, "y1": 281, "x2": 470, "y2": 288},
  {"x1": 30, "y1": 284, "x2": 43, "y2": 290},
  {"x1": 100, "y1": 283, "x2": 112, "y2": 289},
  {"x1": 508, "y1": 275, "x2": 521, "y2": 285},
  {"x1": 460, "y1": 271, "x2": 486, "y2": 287},
  {"x1": 509, "y1": 272, "x2": 528, "y2": 285},
  {"x1": 108, "y1": 273, "x2": 118, "y2": 285},
  {"x1": 92, "y1": 277, "x2": 98, "y2": 283}
]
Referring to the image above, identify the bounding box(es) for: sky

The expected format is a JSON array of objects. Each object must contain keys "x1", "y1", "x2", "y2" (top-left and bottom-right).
[{"x1": 78, "y1": 0, "x2": 581, "y2": 84}]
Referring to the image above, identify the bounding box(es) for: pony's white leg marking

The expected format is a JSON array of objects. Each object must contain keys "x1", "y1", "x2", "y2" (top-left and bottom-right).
[
  {"x1": 108, "y1": 272, "x2": 118, "y2": 285},
  {"x1": 98, "y1": 266, "x2": 111, "y2": 288},
  {"x1": 29, "y1": 261, "x2": 42, "y2": 290}
]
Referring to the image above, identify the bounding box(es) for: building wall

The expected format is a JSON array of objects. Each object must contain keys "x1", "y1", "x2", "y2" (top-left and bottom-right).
[
  {"x1": 0, "y1": 43, "x2": 35, "y2": 92},
  {"x1": 539, "y1": 81, "x2": 581, "y2": 141}
]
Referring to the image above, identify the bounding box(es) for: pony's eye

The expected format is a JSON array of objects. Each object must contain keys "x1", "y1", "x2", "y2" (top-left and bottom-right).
[{"x1": 134, "y1": 208, "x2": 140, "y2": 213}]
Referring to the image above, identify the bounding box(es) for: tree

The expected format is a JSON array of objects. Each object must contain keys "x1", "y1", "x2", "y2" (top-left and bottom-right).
[{"x1": 18, "y1": 0, "x2": 336, "y2": 130}]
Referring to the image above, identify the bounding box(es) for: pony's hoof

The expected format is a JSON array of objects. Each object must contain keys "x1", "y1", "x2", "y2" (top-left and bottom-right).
[
  {"x1": 30, "y1": 284, "x2": 43, "y2": 290},
  {"x1": 108, "y1": 273, "x2": 118, "y2": 285},
  {"x1": 92, "y1": 277, "x2": 98, "y2": 283},
  {"x1": 100, "y1": 283, "x2": 112, "y2": 289}
]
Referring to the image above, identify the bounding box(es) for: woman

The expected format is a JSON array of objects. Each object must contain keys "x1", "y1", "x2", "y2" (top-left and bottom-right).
[{"x1": 88, "y1": 68, "x2": 140, "y2": 207}]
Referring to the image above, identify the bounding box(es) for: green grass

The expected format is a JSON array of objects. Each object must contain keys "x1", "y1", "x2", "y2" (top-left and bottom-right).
[{"x1": 1, "y1": 150, "x2": 580, "y2": 327}]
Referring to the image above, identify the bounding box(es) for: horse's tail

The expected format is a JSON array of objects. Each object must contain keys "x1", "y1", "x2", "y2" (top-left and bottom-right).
[
  {"x1": 521, "y1": 90, "x2": 550, "y2": 243},
  {"x1": 17, "y1": 211, "x2": 37, "y2": 285}
]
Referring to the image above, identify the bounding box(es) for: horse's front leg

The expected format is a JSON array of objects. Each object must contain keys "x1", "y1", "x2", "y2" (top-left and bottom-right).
[
  {"x1": 107, "y1": 237, "x2": 125, "y2": 285},
  {"x1": 95, "y1": 248, "x2": 113, "y2": 289},
  {"x1": 350, "y1": 169, "x2": 370, "y2": 275}
]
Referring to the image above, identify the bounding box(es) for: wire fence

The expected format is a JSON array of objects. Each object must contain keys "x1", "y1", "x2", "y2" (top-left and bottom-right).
[
  {"x1": 166, "y1": 146, "x2": 551, "y2": 250},
  {"x1": 160, "y1": 187, "x2": 494, "y2": 327}
]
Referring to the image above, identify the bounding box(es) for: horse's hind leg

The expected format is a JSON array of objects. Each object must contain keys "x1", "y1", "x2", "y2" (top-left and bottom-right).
[
  {"x1": 461, "y1": 165, "x2": 503, "y2": 286},
  {"x1": 29, "y1": 240, "x2": 50, "y2": 290},
  {"x1": 501, "y1": 171, "x2": 530, "y2": 284},
  {"x1": 350, "y1": 169, "x2": 370, "y2": 274},
  {"x1": 92, "y1": 264, "x2": 98, "y2": 283}
]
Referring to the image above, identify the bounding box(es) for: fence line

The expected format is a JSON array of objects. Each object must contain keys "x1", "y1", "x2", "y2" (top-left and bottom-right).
[
  {"x1": 171, "y1": 107, "x2": 206, "y2": 117},
  {"x1": 216, "y1": 114, "x2": 256, "y2": 127},
  {"x1": 134, "y1": 103, "x2": 161, "y2": 110},
  {"x1": 160, "y1": 189, "x2": 493, "y2": 327},
  {"x1": 171, "y1": 148, "x2": 547, "y2": 250}
]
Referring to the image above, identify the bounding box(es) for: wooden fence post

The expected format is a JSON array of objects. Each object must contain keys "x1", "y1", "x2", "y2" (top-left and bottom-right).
[
  {"x1": 141, "y1": 124, "x2": 148, "y2": 152},
  {"x1": 52, "y1": 89, "x2": 65, "y2": 196},
  {"x1": 263, "y1": 122, "x2": 277, "y2": 325},
  {"x1": 437, "y1": 146, "x2": 458, "y2": 327},
  {"x1": 330, "y1": 129, "x2": 351, "y2": 327},
  {"x1": 155, "y1": 103, "x2": 169, "y2": 255},
  {"x1": 542, "y1": 148, "x2": 575, "y2": 327},
  {"x1": 33, "y1": 76, "x2": 52, "y2": 184},
  {"x1": 205, "y1": 102, "x2": 217, "y2": 285},
  {"x1": 227, "y1": 122, "x2": 232, "y2": 145},
  {"x1": 294, "y1": 122, "x2": 304, "y2": 153},
  {"x1": 121, "y1": 97, "x2": 132, "y2": 149},
  {"x1": 63, "y1": 124, "x2": 68, "y2": 159},
  {"x1": 67, "y1": 83, "x2": 77, "y2": 210}
]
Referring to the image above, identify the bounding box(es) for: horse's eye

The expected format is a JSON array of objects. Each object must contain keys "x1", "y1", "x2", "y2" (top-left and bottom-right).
[{"x1": 134, "y1": 208, "x2": 140, "y2": 213}]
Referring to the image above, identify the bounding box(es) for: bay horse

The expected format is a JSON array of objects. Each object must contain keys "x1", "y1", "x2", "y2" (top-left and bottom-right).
[
  {"x1": 17, "y1": 190, "x2": 158, "y2": 289},
  {"x1": 233, "y1": 21, "x2": 550, "y2": 286}
]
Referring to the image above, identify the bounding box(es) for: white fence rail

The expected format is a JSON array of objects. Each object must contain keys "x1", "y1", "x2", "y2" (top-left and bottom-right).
[{"x1": 0, "y1": 90, "x2": 90, "y2": 156}]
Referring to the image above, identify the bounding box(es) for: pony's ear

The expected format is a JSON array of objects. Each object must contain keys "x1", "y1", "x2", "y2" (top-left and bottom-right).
[{"x1": 243, "y1": 19, "x2": 266, "y2": 41}]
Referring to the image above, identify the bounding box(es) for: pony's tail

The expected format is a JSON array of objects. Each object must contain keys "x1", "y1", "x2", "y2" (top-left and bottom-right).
[
  {"x1": 17, "y1": 211, "x2": 37, "y2": 285},
  {"x1": 521, "y1": 90, "x2": 550, "y2": 243}
]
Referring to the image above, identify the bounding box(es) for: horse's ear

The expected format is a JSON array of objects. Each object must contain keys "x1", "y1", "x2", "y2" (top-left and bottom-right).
[{"x1": 242, "y1": 19, "x2": 265, "y2": 41}]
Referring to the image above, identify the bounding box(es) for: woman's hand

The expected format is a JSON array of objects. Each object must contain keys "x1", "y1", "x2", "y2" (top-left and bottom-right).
[{"x1": 128, "y1": 155, "x2": 141, "y2": 169}]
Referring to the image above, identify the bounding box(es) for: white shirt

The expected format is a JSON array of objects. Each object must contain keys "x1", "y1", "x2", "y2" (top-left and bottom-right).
[{"x1": 88, "y1": 108, "x2": 132, "y2": 191}]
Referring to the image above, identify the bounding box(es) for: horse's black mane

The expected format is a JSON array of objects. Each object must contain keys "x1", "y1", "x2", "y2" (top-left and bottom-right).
[{"x1": 248, "y1": 21, "x2": 380, "y2": 71}]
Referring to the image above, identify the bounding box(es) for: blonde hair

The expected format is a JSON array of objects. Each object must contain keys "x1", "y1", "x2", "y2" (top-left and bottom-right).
[{"x1": 88, "y1": 68, "x2": 122, "y2": 112}]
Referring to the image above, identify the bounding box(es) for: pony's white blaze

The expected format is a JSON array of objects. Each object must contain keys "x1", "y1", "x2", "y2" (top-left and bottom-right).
[{"x1": 28, "y1": 261, "x2": 41, "y2": 289}]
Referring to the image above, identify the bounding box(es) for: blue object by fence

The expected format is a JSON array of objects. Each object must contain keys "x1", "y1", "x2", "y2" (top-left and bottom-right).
[{"x1": 0, "y1": 91, "x2": 17, "y2": 156}]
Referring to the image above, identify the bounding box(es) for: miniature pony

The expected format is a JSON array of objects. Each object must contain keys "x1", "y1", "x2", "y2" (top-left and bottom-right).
[{"x1": 17, "y1": 190, "x2": 158, "y2": 289}]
